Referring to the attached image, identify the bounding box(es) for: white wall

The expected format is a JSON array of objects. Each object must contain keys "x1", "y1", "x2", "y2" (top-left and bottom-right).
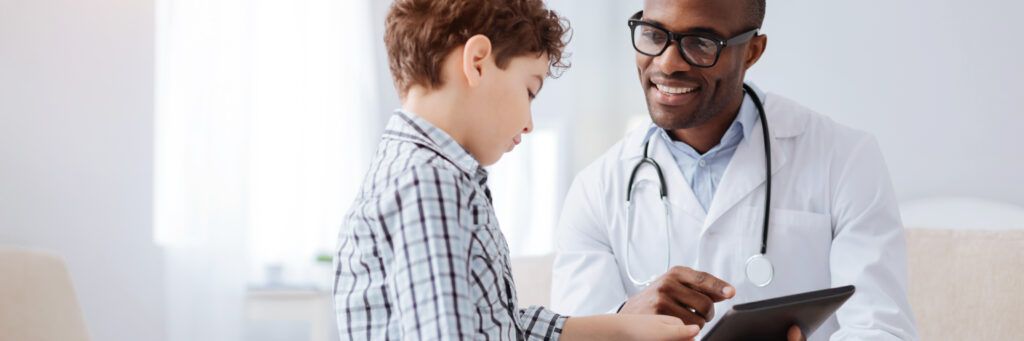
[
  {"x1": 749, "y1": 1, "x2": 1024, "y2": 208},
  {"x1": 0, "y1": 0, "x2": 166, "y2": 340},
  {"x1": 540, "y1": 1, "x2": 1024, "y2": 211}
]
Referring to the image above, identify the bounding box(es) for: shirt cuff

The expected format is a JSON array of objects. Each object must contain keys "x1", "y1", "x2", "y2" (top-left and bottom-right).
[{"x1": 520, "y1": 306, "x2": 570, "y2": 341}]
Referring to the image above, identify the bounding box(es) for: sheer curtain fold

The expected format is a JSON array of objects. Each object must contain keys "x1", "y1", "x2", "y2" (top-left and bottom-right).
[
  {"x1": 155, "y1": 0, "x2": 376, "y2": 340},
  {"x1": 494, "y1": 0, "x2": 643, "y2": 256}
]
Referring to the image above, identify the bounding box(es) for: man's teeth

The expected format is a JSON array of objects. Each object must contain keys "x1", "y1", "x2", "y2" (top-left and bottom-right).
[{"x1": 656, "y1": 84, "x2": 698, "y2": 95}]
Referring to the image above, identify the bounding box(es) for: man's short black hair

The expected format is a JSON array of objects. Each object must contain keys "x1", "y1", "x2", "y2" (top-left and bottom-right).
[{"x1": 746, "y1": 0, "x2": 766, "y2": 28}]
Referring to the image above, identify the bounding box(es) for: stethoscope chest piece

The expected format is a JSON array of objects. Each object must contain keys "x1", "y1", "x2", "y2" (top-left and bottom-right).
[{"x1": 745, "y1": 254, "x2": 774, "y2": 287}]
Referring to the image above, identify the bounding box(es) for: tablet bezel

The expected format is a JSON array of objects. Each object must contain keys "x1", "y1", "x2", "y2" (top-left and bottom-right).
[{"x1": 701, "y1": 285, "x2": 856, "y2": 341}]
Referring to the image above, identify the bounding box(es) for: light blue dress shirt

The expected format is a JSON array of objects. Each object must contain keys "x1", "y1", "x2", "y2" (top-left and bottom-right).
[{"x1": 642, "y1": 91, "x2": 761, "y2": 212}]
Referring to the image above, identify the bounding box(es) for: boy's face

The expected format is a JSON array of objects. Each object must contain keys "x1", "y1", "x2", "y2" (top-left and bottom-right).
[{"x1": 465, "y1": 53, "x2": 548, "y2": 166}]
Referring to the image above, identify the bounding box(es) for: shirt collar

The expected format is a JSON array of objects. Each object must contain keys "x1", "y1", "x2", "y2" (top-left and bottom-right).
[{"x1": 382, "y1": 110, "x2": 483, "y2": 177}]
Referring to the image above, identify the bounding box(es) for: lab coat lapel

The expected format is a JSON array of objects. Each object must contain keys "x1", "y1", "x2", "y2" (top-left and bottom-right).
[
  {"x1": 702, "y1": 112, "x2": 788, "y2": 232},
  {"x1": 645, "y1": 136, "x2": 707, "y2": 223}
]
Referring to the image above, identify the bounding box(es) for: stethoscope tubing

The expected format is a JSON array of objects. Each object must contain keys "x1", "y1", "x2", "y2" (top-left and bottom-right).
[{"x1": 624, "y1": 83, "x2": 772, "y2": 287}]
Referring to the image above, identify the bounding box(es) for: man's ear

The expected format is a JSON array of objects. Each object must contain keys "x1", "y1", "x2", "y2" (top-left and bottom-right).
[
  {"x1": 462, "y1": 34, "x2": 493, "y2": 88},
  {"x1": 744, "y1": 34, "x2": 768, "y2": 70}
]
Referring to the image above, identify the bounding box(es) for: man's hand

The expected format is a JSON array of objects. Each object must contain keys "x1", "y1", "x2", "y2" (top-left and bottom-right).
[
  {"x1": 788, "y1": 325, "x2": 806, "y2": 341},
  {"x1": 619, "y1": 266, "x2": 736, "y2": 328}
]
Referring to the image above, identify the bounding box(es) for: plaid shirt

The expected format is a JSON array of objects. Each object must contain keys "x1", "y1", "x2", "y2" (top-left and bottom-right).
[{"x1": 334, "y1": 110, "x2": 568, "y2": 340}]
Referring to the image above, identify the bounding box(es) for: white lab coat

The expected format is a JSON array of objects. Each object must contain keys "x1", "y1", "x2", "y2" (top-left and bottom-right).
[{"x1": 550, "y1": 92, "x2": 918, "y2": 340}]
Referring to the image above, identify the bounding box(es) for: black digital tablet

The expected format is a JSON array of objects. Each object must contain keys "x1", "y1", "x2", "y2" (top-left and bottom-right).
[{"x1": 702, "y1": 285, "x2": 855, "y2": 341}]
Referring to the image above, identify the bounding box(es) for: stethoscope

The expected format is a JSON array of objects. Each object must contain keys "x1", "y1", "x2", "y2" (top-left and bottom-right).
[{"x1": 624, "y1": 83, "x2": 774, "y2": 288}]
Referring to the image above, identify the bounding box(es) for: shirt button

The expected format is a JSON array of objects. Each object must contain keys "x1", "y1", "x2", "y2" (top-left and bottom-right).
[{"x1": 698, "y1": 159, "x2": 707, "y2": 167}]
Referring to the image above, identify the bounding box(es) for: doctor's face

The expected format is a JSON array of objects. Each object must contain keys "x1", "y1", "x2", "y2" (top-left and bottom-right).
[{"x1": 636, "y1": 0, "x2": 765, "y2": 131}]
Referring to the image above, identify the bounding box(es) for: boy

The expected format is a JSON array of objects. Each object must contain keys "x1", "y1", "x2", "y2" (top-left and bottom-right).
[{"x1": 334, "y1": 0, "x2": 699, "y2": 339}]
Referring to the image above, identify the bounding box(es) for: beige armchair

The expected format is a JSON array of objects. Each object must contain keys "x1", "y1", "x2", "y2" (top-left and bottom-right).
[
  {"x1": 906, "y1": 228, "x2": 1024, "y2": 340},
  {"x1": 0, "y1": 247, "x2": 91, "y2": 341}
]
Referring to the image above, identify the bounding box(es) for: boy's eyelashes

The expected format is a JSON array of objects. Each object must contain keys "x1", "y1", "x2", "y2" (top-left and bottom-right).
[{"x1": 527, "y1": 88, "x2": 537, "y2": 100}]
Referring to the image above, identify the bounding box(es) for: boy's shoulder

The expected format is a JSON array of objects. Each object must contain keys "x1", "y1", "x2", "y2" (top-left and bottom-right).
[
  {"x1": 351, "y1": 111, "x2": 497, "y2": 223},
  {"x1": 363, "y1": 138, "x2": 477, "y2": 199}
]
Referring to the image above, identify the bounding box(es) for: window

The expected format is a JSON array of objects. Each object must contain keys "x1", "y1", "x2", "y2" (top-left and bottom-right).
[{"x1": 155, "y1": 0, "x2": 377, "y2": 290}]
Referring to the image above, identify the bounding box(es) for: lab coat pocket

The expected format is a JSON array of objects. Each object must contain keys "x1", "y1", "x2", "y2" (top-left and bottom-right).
[{"x1": 763, "y1": 208, "x2": 832, "y2": 294}]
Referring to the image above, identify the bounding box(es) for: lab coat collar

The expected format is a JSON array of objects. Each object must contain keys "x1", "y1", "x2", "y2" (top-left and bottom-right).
[
  {"x1": 620, "y1": 86, "x2": 804, "y2": 230},
  {"x1": 638, "y1": 132, "x2": 710, "y2": 222},
  {"x1": 702, "y1": 108, "x2": 790, "y2": 231},
  {"x1": 621, "y1": 88, "x2": 806, "y2": 161}
]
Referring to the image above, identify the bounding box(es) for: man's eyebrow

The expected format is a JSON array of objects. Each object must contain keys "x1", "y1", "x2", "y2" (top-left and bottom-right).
[
  {"x1": 641, "y1": 17, "x2": 728, "y2": 38},
  {"x1": 685, "y1": 26, "x2": 728, "y2": 38}
]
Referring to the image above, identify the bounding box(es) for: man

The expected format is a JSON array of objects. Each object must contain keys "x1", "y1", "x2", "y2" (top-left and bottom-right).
[{"x1": 550, "y1": 0, "x2": 918, "y2": 340}]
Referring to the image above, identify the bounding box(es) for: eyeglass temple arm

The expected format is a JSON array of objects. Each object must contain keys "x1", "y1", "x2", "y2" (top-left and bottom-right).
[{"x1": 724, "y1": 29, "x2": 760, "y2": 46}]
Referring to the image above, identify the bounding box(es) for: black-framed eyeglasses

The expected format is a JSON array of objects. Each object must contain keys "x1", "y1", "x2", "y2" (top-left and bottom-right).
[{"x1": 627, "y1": 11, "x2": 759, "y2": 68}]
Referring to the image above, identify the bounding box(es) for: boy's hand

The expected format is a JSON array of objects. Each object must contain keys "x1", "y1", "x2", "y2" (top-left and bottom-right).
[
  {"x1": 617, "y1": 314, "x2": 700, "y2": 341},
  {"x1": 561, "y1": 314, "x2": 699, "y2": 341}
]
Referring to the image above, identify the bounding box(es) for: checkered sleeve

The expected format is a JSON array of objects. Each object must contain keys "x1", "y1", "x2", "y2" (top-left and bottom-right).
[
  {"x1": 519, "y1": 306, "x2": 568, "y2": 341},
  {"x1": 386, "y1": 165, "x2": 478, "y2": 340}
]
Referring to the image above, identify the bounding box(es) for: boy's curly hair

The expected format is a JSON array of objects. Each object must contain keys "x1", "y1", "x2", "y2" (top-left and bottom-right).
[{"x1": 385, "y1": 0, "x2": 570, "y2": 95}]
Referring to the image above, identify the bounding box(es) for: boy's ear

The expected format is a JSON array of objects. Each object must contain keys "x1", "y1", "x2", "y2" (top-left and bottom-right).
[{"x1": 462, "y1": 34, "x2": 493, "y2": 88}]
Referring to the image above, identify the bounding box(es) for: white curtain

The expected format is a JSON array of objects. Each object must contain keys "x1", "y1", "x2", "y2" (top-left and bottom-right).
[
  {"x1": 154, "y1": 0, "x2": 645, "y2": 337},
  {"x1": 155, "y1": 0, "x2": 377, "y2": 339},
  {"x1": 491, "y1": 0, "x2": 646, "y2": 256},
  {"x1": 488, "y1": 129, "x2": 563, "y2": 256}
]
